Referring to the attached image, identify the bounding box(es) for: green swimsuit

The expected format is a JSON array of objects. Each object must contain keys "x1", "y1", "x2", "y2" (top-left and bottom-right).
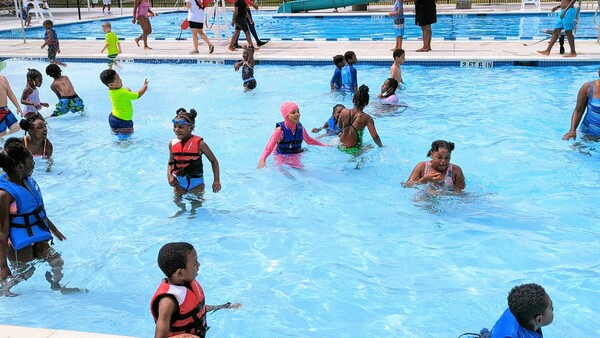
[{"x1": 338, "y1": 109, "x2": 364, "y2": 155}]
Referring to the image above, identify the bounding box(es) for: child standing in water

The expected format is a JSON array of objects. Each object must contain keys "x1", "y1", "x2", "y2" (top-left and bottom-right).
[
  {"x1": 100, "y1": 22, "x2": 122, "y2": 70},
  {"x1": 330, "y1": 54, "x2": 345, "y2": 91},
  {"x1": 390, "y1": 48, "x2": 405, "y2": 86},
  {"x1": 233, "y1": 45, "x2": 256, "y2": 90},
  {"x1": 311, "y1": 104, "x2": 344, "y2": 137},
  {"x1": 168, "y1": 108, "x2": 221, "y2": 215},
  {"x1": 258, "y1": 102, "x2": 326, "y2": 168},
  {"x1": 20, "y1": 116, "x2": 54, "y2": 171},
  {"x1": 404, "y1": 140, "x2": 466, "y2": 193},
  {"x1": 151, "y1": 242, "x2": 242, "y2": 338},
  {"x1": 45, "y1": 64, "x2": 85, "y2": 117},
  {"x1": 341, "y1": 51, "x2": 358, "y2": 92},
  {"x1": 21, "y1": 69, "x2": 48, "y2": 119},
  {"x1": 0, "y1": 69, "x2": 23, "y2": 137},
  {"x1": 99, "y1": 69, "x2": 148, "y2": 139}
]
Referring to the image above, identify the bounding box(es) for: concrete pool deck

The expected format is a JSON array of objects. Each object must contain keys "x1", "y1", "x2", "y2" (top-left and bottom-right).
[{"x1": 0, "y1": 3, "x2": 599, "y2": 338}]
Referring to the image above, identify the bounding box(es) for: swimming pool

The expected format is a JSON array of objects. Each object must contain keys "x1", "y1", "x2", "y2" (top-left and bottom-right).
[
  {"x1": 1, "y1": 11, "x2": 599, "y2": 40},
  {"x1": 0, "y1": 59, "x2": 599, "y2": 337}
]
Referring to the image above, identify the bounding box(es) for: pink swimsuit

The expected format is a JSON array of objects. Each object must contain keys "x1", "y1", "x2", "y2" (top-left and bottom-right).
[
  {"x1": 136, "y1": 0, "x2": 151, "y2": 17},
  {"x1": 424, "y1": 161, "x2": 454, "y2": 190}
]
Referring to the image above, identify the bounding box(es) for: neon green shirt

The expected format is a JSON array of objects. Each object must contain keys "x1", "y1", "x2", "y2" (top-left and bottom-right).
[
  {"x1": 109, "y1": 87, "x2": 139, "y2": 121},
  {"x1": 105, "y1": 31, "x2": 119, "y2": 55}
]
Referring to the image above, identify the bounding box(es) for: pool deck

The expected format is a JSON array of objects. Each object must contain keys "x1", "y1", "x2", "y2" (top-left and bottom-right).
[
  {"x1": 0, "y1": 3, "x2": 599, "y2": 338},
  {"x1": 1, "y1": 4, "x2": 600, "y2": 64}
]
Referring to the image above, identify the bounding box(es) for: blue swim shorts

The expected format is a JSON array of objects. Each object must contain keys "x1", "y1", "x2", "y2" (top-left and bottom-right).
[
  {"x1": 107, "y1": 53, "x2": 118, "y2": 67},
  {"x1": 0, "y1": 107, "x2": 17, "y2": 133},
  {"x1": 394, "y1": 18, "x2": 405, "y2": 37},
  {"x1": 555, "y1": 7, "x2": 577, "y2": 31},
  {"x1": 175, "y1": 174, "x2": 205, "y2": 192},
  {"x1": 52, "y1": 95, "x2": 85, "y2": 117},
  {"x1": 108, "y1": 113, "x2": 134, "y2": 137}
]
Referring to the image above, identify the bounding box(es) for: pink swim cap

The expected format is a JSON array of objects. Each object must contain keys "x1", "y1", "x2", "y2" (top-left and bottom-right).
[{"x1": 280, "y1": 102, "x2": 299, "y2": 119}]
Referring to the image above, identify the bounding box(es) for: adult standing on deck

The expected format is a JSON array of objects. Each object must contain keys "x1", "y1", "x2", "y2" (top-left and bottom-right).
[
  {"x1": 133, "y1": 0, "x2": 155, "y2": 50},
  {"x1": 185, "y1": 0, "x2": 215, "y2": 54},
  {"x1": 414, "y1": 0, "x2": 436, "y2": 52}
]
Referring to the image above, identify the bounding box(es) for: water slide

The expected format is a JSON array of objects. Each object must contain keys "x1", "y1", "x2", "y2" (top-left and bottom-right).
[{"x1": 277, "y1": 0, "x2": 371, "y2": 14}]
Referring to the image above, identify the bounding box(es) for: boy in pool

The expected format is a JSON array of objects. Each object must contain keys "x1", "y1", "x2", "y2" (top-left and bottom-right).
[
  {"x1": 41, "y1": 20, "x2": 67, "y2": 67},
  {"x1": 537, "y1": 0, "x2": 577, "y2": 57},
  {"x1": 151, "y1": 242, "x2": 242, "y2": 338},
  {"x1": 0, "y1": 69, "x2": 23, "y2": 137},
  {"x1": 341, "y1": 51, "x2": 358, "y2": 92},
  {"x1": 46, "y1": 64, "x2": 85, "y2": 117},
  {"x1": 330, "y1": 54, "x2": 344, "y2": 91},
  {"x1": 390, "y1": 48, "x2": 405, "y2": 86},
  {"x1": 99, "y1": 69, "x2": 148, "y2": 139},
  {"x1": 311, "y1": 104, "x2": 344, "y2": 137},
  {"x1": 233, "y1": 45, "x2": 256, "y2": 90},
  {"x1": 484, "y1": 283, "x2": 554, "y2": 338},
  {"x1": 100, "y1": 22, "x2": 122, "y2": 70}
]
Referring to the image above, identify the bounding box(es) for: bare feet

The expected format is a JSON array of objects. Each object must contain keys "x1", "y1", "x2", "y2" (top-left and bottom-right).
[
  {"x1": 415, "y1": 48, "x2": 431, "y2": 52},
  {"x1": 144, "y1": 46, "x2": 152, "y2": 50},
  {"x1": 563, "y1": 52, "x2": 577, "y2": 57},
  {"x1": 134, "y1": 38, "x2": 140, "y2": 47},
  {"x1": 190, "y1": 50, "x2": 199, "y2": 54},
  {"x1": 390, "y1": 47, "x2": 399, "y2": 51},
  {"x1": 228, "y1": 46, "x2": 237, "y2": 51},
  {"x1": 537, "y1": 50, "x2": 550, "y2": 56}
]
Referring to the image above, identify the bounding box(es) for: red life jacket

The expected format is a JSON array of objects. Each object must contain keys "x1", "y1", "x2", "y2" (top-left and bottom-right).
[
  {"x1": 150, "y1": 279, "x2": 208, "y2": 337},
  {"x1": 169, "y1": 135, "x2": 204, "y2": 178}
]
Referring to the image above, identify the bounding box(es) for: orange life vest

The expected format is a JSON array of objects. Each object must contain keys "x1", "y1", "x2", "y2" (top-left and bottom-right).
[
  {"x1": 150, "y1": 279, "x2": 208, "y2": 337},
  {"x1": 169, "y1": 136, "x2": 204, "y2": 178}
]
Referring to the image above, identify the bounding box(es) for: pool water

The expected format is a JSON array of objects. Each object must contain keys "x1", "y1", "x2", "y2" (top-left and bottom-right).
[
  {"x1": 0, "y1": 59, "x2": 599, "y2": 337},
  {"x1": 1, "y1": 11, "x2": 599, "y2": 40}
]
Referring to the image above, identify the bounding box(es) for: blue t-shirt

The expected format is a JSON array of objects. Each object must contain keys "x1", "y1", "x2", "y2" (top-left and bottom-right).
[
  {"x1": 393, "y1": 0, "x2": 404, "y2": 20},
  {"x1": 330, "y1": 67, "x2": 342, "y2": 90},
  {"x1": 341, "y1": 64, "x2": 357, "y2": 91},
  {"x1": 491, "y1": 308, "x2": 543, "y2": 338}
]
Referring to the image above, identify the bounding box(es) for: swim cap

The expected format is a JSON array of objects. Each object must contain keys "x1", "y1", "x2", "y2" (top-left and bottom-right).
[{"x1": 280, "y1": 102, "x2": 299, "y2": 119}]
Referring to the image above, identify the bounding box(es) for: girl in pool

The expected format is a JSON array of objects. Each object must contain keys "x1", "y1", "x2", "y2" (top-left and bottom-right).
[
  {"x1": 168, "y1": 108, "x2": 221, "y2": 202},
  {"x1": 20, "y1": 69, "x2": 48, "y2": 120},
  {"x1": 258, "y1": 102, "x2": 326, "y2": 168},
  {"x1": 19, "y1": 116, "x2": 54, "y2": 171},
  {"x1": 311, "y1": 103, "x2": 344, "y2": 137},
  {"x1": 0, "y1": 138, "x2": 67, "y2": 295},
  {"x1": 404, "y1": 140, "x2": 466, "y2": 193},
  {"x1": 338, "y1": 85, "x2": 383, "y2": 154},
  {"x1": 378, "y1": 78, "x2": 400, "y2": 105},
  {"x1": 132, "y1": 0, "x2": 155, "y2": 49}
]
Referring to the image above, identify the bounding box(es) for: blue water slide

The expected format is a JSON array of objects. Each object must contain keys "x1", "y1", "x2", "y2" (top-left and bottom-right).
[{"x1": 277, "y1": 0, "x2": 371, "y2": 14}]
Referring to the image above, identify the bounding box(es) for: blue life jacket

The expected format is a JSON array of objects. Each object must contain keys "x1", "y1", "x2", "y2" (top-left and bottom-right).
[
  {"x1": 490, "y1": 308, "x2": 543, "y2": 338},
  {"x1": 275, "y1": 121, "x2": 303, "y2": 154},
  {"x1": 0, "y1": 174, "x2": 52, "y2": 251},
  {"x1": 326, "y1": 116, "x2": 340, "y2": 135}
]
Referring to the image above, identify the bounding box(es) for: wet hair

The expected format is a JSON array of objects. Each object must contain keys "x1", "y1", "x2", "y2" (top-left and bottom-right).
[
  {"x1": 344, "y1": 51, "x2": 356, "y2": 63},
  {"x1": 352, "y1": 84, "x2": 369, "y2": 109},
  {"x1": 19, "y1": 115, "x2": 45, "y2": 134},
  {"x1": 507, "y1": 283, "x2": 549, "y2": 328},
  {"x1": 43, "y1": 19, "x2": 53, "y2": 27},
  {"x1": 0, "y1": 137, "x2": 29, "y2": 176},
  {"x1": 26, "y1": 68, "x2": 42, "y2": 83},
  {"x1": 45, "y1": 64, "x2": 62, "y2": 79},
  {"x1": 386, "y1": 78, "x2": 399, "y2": 93},
  {"x1": 332, "y1": 54, "x2": 344, "y2": 67},
  {"x1": 426, "y1": 140, "x2": 455, "y2": 157},
  {"x1": 157, "y1": 242, "x2": 195, "y2": 277},
  {"x1": 99, "y1": 69, "x2": 116, "y2": 87},
  {"x1": 175, "y1": 108, "x2": 198, "y2": 125},
  {"x1": 332, "y1": 104, "x2": 345, "y2": 115},
  {"x1": 393, "y1": 48, "x2": 406, "y2": 59}
]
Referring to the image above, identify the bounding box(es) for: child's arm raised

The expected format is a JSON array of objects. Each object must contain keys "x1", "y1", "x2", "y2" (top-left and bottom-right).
[{"x1": 137, "y1": 79, "x2": 149, "y2": 98}]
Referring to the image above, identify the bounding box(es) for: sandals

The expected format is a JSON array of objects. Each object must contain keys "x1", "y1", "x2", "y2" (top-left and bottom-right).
[{"x1": 209, "y1": 44, "x2": 214, "y2": 54}]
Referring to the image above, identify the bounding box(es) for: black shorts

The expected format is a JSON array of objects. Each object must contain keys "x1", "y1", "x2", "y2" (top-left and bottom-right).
[
  {"x1": 234, "y1": 17, "x2": 249, "y2": 32},
  {"x1": 189, "y1": 21, "x2": 204, "y2": 29}
]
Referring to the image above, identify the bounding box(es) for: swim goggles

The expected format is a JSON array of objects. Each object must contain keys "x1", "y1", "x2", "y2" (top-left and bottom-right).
[{"x1": 172, "y1": 118, "x2": 193, "y2": 126}]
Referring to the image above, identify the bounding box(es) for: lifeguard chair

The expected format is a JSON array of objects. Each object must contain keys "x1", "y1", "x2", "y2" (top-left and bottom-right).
[{"x1": 521, "y1": 0, "x2": 541, "y2": 11}]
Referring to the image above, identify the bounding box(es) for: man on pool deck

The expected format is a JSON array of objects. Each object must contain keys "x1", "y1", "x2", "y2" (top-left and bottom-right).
[
  {"x1": 99, "y1": 69, "x2": 148, "y2": 139},
  {"x1": 486, "y1": 283, "x2": 554, "y2": 338},
  {"x1": 537, "y1": 0, "x2": 578, "y2": 57},
  {"x1": 151, "y1": 242, "x2": 242, "y2": 338}
]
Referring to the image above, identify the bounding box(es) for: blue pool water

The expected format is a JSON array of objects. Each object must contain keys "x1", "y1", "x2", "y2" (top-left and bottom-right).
[
  {"x1": 0, "y1": 59, "x2": 599, "y2": 337},
  {"x1": 1, "y1": 11, "x2": 599, "y2": 40}
]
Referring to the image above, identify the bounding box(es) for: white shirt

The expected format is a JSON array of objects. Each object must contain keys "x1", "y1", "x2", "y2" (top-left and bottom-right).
[{"x1": 185, "y1": 0, "x2": 205, "y2": 23}]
